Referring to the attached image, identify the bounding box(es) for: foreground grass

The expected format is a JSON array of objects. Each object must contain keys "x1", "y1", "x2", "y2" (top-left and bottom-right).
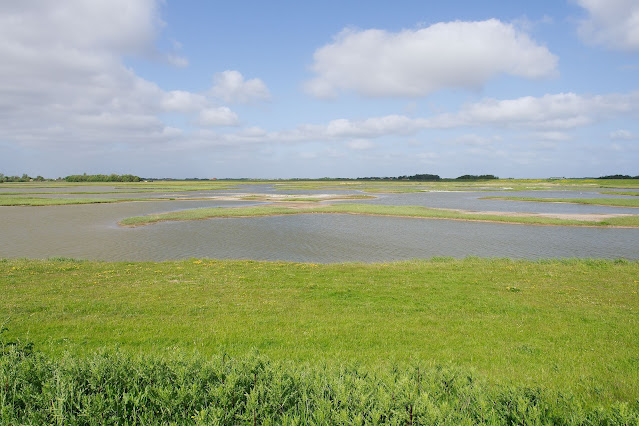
[
  {"x1": 2, "y1": 345, "x2": 637, "y2": 424},
  {"x1": 2, "y1": 257, "x2": 639, "y2": 408},
  {"x1": 483, "y1": 196, "x2": 639, "y2": 208},
  {"x1": 118, "y1": 202, "x2": 639, "y2": 227}
]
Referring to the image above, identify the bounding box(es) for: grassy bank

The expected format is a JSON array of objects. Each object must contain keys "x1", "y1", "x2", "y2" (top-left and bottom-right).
[
  {"x1": 2, "y1": 257, "x2": 638, "y2": 407},
  {"x1": 118, "y1": 202, "x2": 639, "y2": 227},
  {"x1": 483, "y1": 196, "x2": 639, "y2": 208}
]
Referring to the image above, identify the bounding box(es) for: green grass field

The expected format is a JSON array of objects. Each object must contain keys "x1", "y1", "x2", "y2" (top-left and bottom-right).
[{"x1": 2, "y1": 258, "x2": 638, "y2": 405}]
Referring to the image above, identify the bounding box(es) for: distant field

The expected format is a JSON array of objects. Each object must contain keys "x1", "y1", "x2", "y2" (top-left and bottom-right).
[
  {"x1": 2, "y1": 178, "x2": 639, "y2": 194},
  {"x1": 2, "y1": 257, "x2": 638, "y2": 406}
]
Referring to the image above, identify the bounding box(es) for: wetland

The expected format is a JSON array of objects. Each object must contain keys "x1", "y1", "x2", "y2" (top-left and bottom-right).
[
  {"x1": 2, "y1": 179, "x2": 639, "y2": 423},
  {"x1": 1, "y1": 179, "x2": 638, "y2": 262}
]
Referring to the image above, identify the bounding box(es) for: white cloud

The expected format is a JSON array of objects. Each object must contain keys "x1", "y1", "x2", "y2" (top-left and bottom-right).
[
  {"x1": 0, "y1": 0, "x2": 161, "y2": 55},
  {"x1": 575, "y1": 0, "x2": 639, "y2": 50},
  {"x1": 428, "y1": 92, "x2": 639, "y2": 129},
  {"x1": 210, "y1": 70, "x2": 271, "y2": 104},
  {"x1": 610, "y1": 129, "x2": 636, "y2": 140},
  {"x1": 0, "y1": 0, "x2": 194, "y2": 148},
  {"x1": 325, "y1": 115, "x2": 421, "y2": 138},
  {"x1": 197, "y1": 107, "x2": 240, "y2": 127},
  {"x1": 196, "y1": 91, "x2": 639, "y2": 147},
  {"x1": 530, "y1": 131, "x2": 573, "y2": 141},
  {"x1": 347, "y1": 139, "x2": 375, "y2": 150},
  {"x1": 161, "y1": 91, "x2": 207, "y2": 112},
  {"x1": 445, "y1": 134, "x2": 496, "y2": 146},
  {"x1": 167, "y1": 54, "x2": 189, "y2": 68},
  {"x1": 305, "y1": 20, "x2": 558, "y2": 98}
]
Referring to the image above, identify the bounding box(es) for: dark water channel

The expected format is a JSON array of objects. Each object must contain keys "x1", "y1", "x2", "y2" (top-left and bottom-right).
[{"x1": 1, "y1": 187, "x2": 638, "y2": 262}]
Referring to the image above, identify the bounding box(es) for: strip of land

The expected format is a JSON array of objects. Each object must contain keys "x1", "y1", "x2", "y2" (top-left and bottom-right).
[
  {"x1": 0, "y1": 192, "x2": 374, "y2": 206},
  {"x1": 0, "y1": 196, "x2": 175, "y2": 206},
  {"x1": 212, "y1": 193, "x2": 375, "y2": 202},
  {"x1": 481, "y1": 196, "x2": 639, "y2": 207},
  {"x1": 600, "y1": 191, "x2": 639, "y2": 196},
  {"x1": 118, "y1": 202, "x2": 639, "y2": 227}
]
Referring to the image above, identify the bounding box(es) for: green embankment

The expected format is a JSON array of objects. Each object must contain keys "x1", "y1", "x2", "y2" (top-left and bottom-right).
[
  {"x1": 118, "y1": 203, "x2": 639, "y2": 227},
  {"x1": 482, "y1": 196, "x2": 639, "y2": 207}
]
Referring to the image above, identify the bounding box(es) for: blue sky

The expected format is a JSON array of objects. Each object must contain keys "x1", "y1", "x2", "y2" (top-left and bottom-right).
[{"x1": 0, "y1": 0, "x2": 638, "y2": 179}]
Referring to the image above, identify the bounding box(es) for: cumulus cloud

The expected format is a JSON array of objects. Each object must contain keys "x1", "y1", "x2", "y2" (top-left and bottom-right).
[
  {"x1": 0, "y1": 0, "x2": 259, "y2": 157},
  {"x1": 609, "y1": 129, "x2": 636, "y2": 140},
  {"x1": 197, "y1": 107, "x2": 240, "y2": 127},
  {"x1": 161, "y1": 91, "x2": 208, "y2": 112},
  {"x1": 0, "y1": 0, "x2": 186, "y2": 147},
  {"x1": 445, "y1": 134, "x2": 498, "y2": 146},
  {"x1": 167, "y1": 54, "x2": 189, "y2": 68},
  {"x1": 347, "y1": 139, "x2": 375, "y2": 150},
  {"x1": 429, "y1": 92, "x2": 639, "y2": 129},
  {"x1": 530, "y1": 131, "x2": 573, "y2": 142},
  {"x1": 0, "y1": 0, "x2": 161, "y2": 55},
  {"x1": 305, "y1": 19, "x2": 558, "y2": 98},
  {"x1": 575, "y1": 0, "x2": 639, "y2": 50},
  {"x1": 199, "y1": 91, "x2": 639, "y2": 147},
  {"x1": 210, "y1": 70, "x2": 271, "y2": 104}
]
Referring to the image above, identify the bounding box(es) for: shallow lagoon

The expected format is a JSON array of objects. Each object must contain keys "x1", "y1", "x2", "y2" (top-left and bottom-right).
[{"x1": 2, "y1": 185, "x2": 638, "y2": 261}]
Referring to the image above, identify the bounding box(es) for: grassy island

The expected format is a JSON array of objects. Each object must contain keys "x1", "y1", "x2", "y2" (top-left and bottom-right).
[
  {"x1": 482, "y1": 196, "x2": 639, "y2": 208},
  {"x1": 118, "y1": 202, "x2": 639, "y2": 228}
]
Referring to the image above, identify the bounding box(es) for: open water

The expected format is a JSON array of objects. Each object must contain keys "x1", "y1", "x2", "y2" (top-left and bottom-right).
[{"x1": 1, "y1": 186, "x2": 638, "y2": 262}]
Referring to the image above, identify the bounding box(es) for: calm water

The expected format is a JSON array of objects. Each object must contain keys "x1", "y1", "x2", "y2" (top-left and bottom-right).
[{"x1": 1, "y1": 188, "x2": 638, "y2": 262}]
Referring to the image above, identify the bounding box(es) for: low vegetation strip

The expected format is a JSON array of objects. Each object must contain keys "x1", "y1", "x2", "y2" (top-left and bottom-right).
[
  {"x1": 600, "y1": 191, "x2": 639, "y2": 196},
  {"x1": 482, "y1": 196, "x2": 639, "y2": 207},
  {"x1": 0, "y1": 196, "x2": 173, "y2": 206},
  {"x1": 239, "y1": 194, "x2": 375, "y2": 202},
  {"x1": 2, "y1": 257, "x2": 638, "y2": 407},
  {"x1": 2, "y1": 346, "x2": 637, "y2": 424},
  {"x1": 118, "y1": 202, "x2": 639, "y2": 227}
]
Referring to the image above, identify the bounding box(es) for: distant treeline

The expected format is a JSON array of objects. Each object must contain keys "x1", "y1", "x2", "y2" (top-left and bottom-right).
[
  {"x1": 597, "y1": 174, "x2": 639, "y2": 179},
  {"x1": 64, "y1": 174, "x2": 141, "y2": 182},
  {"x1": 0, "y1": 173, "x2": 46, "y2": 183},
  {"x1": 2, "y1": 172, "x2": 638, "y2": 182},
  {"x1": 356, "y1": 174, "x2": 499, "y2": 181}
]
